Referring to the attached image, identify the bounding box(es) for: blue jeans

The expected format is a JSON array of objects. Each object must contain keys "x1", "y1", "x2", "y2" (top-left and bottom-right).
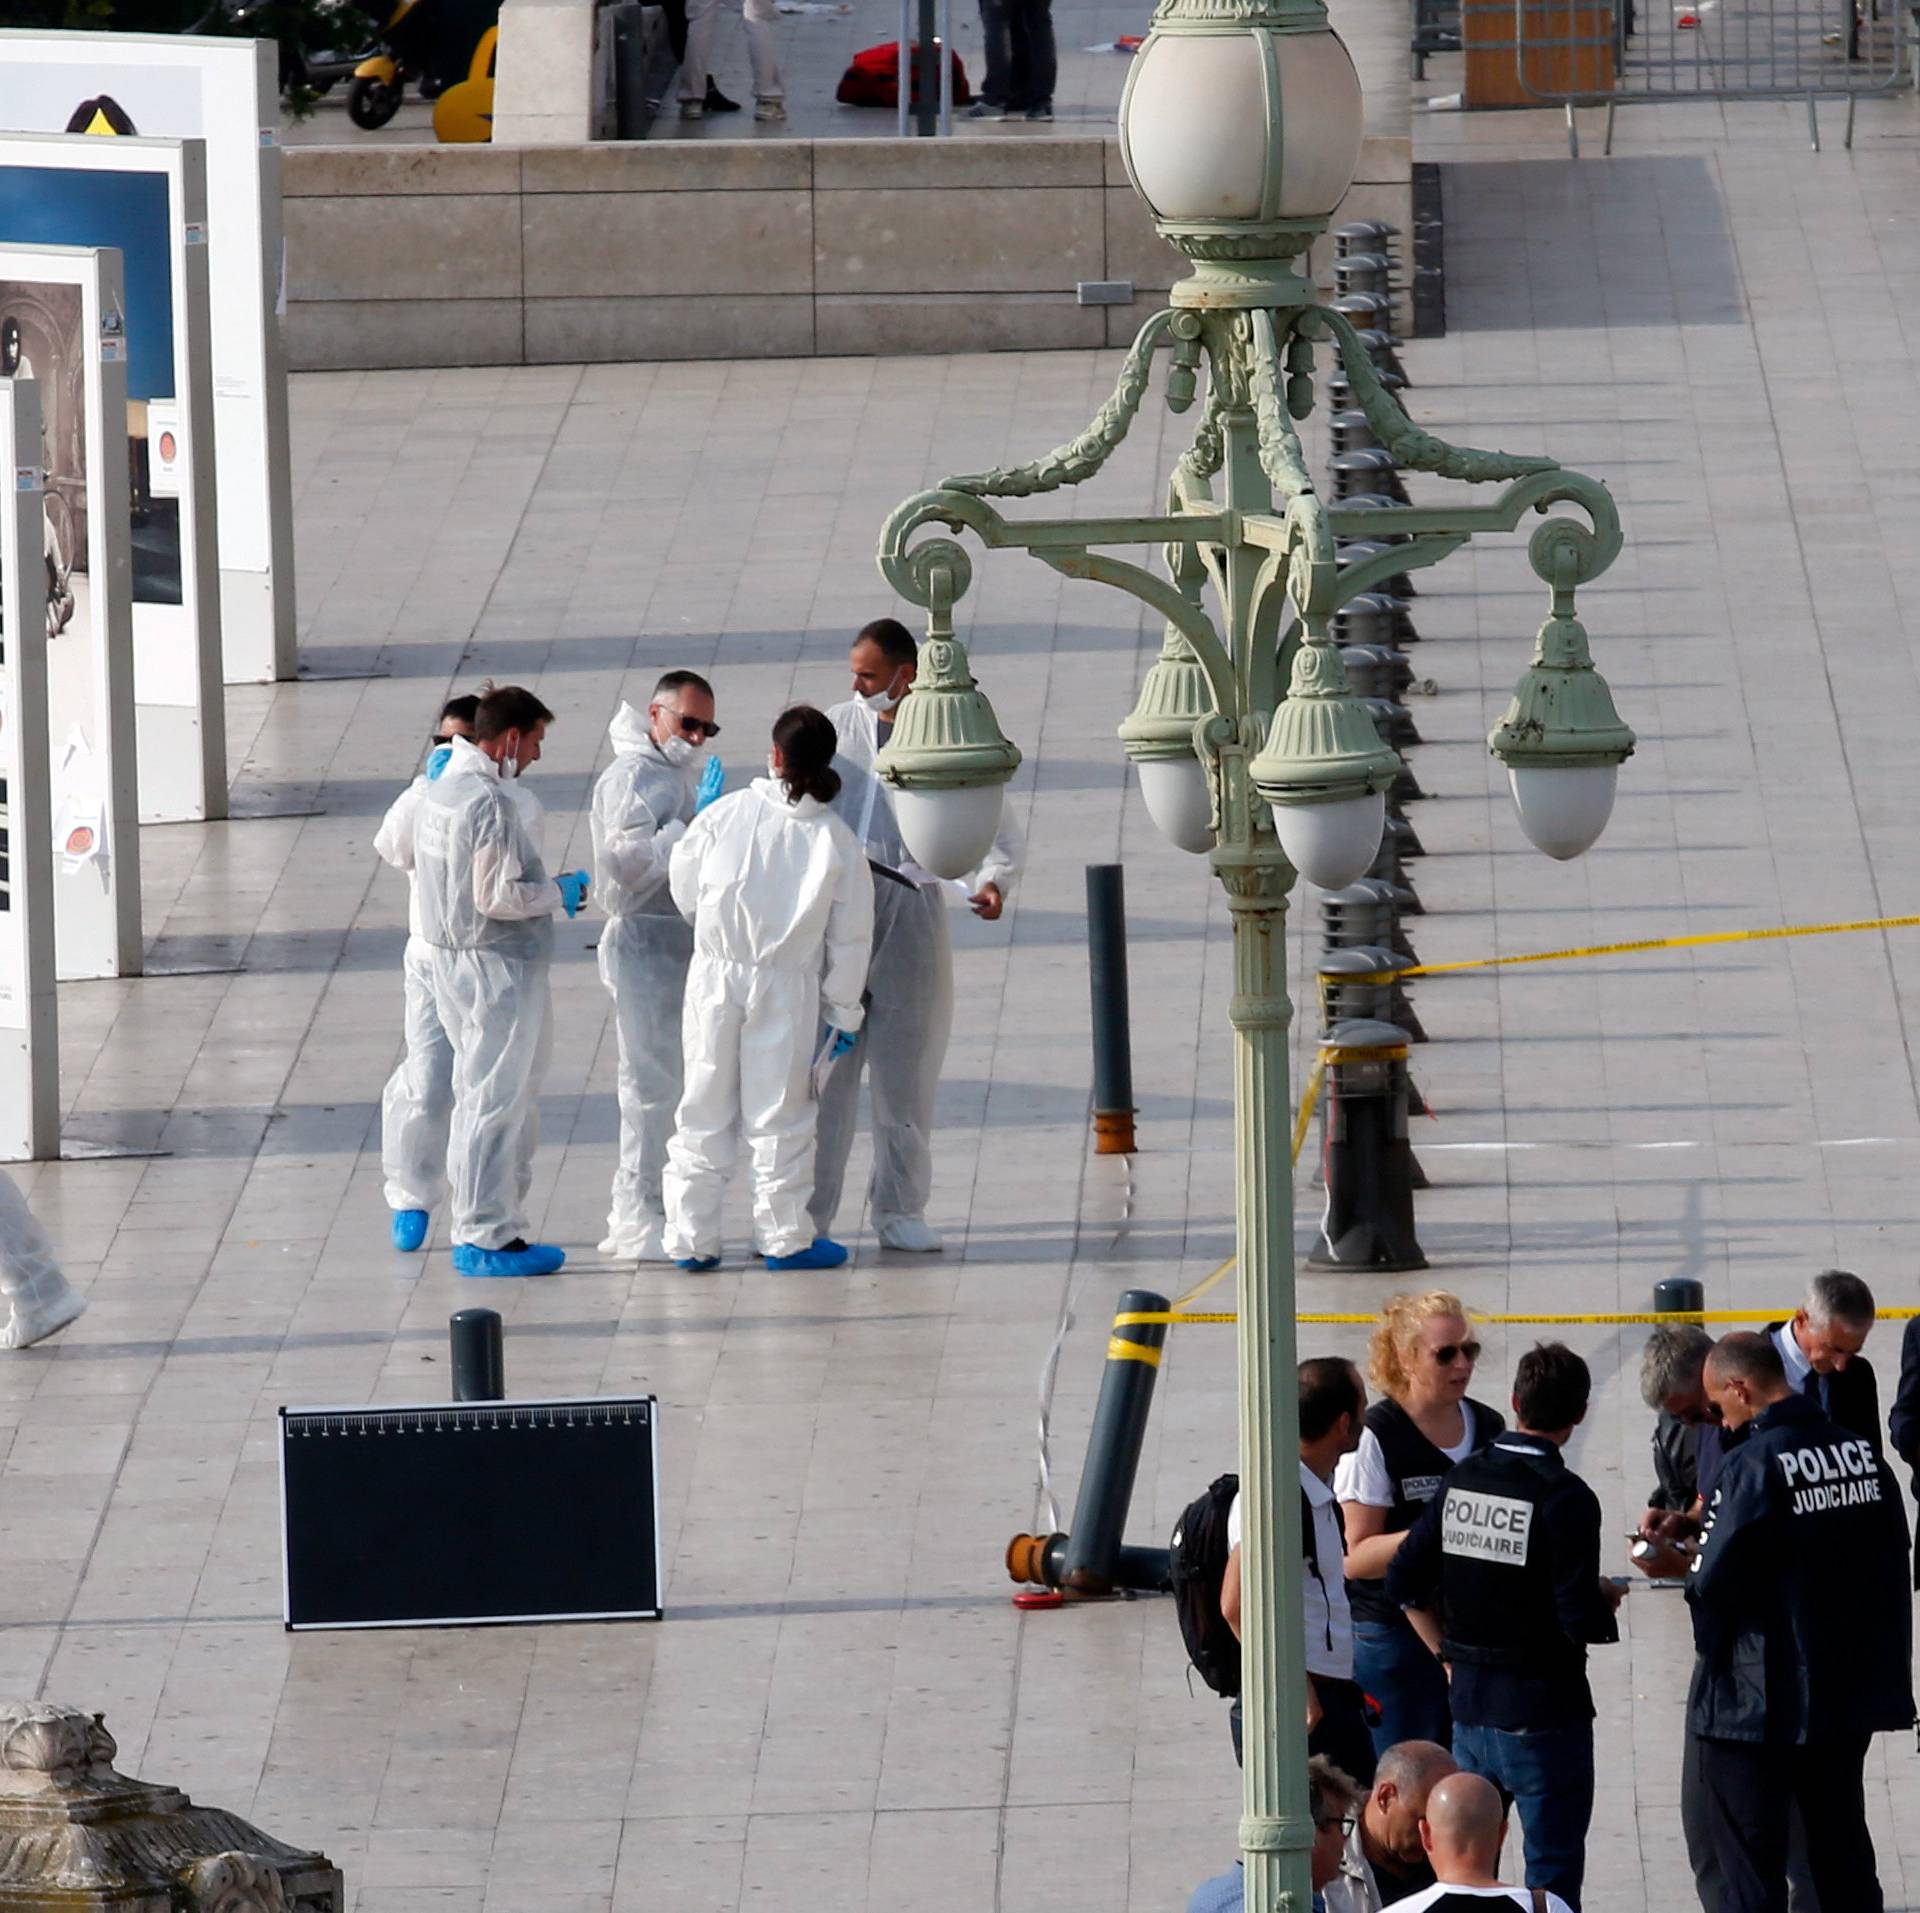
[
  {"x1": 1352, "y1": 1614, "x2": 1451, "y2": 1756},
  {"x1": 1453, "y1": 1720, "x2": 1595, "y2": 1910}
]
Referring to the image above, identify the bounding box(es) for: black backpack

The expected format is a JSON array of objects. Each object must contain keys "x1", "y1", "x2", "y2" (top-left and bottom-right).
[
  {"x1": 1170, "y1": 1473, "x2": 1242, "y2": 1698},
  {"x1": 1171, "y1": 1472, "x2": 1332, "y2": 1699}
]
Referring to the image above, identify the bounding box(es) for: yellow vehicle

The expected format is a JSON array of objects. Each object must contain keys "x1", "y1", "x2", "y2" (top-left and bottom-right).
[{"x1": 432, "y1": 27, "x2": 497, "y2": 142}]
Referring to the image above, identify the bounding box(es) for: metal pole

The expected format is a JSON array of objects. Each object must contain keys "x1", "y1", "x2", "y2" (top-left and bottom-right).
[
  {"x1": 897, "y1": 0, "x2": 911, "y2": 135},
  {"x1": 939, "y1": 0, "x2": 954, "y2": 134},
  {"x1": 1086, "y1": 864, "x2": 1137, "y2": 1155},
  {"x1": 449, "y1": 1308, "x2": 506, "y2": 1401},
  {"x1": 1056, "y1": 1289, "x2": 1170, "y2": 1595},
  {"x1": 915, "y1": 0, "x2": 938, "y2": 134}
]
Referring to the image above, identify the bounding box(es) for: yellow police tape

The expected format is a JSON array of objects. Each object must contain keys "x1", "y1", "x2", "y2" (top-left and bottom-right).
[
  {"x1": 1115, "y1": 1307, "x2": 1920, "y2": 1329},
  {"x1": 1332, "y1": 909, "x2": 1920, "y2": 990}
]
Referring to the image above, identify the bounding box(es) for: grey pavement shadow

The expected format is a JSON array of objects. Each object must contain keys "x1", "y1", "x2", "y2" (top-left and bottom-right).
[{"x1": 1444, "y1": 155, "x2": 1745, "y2": 332}]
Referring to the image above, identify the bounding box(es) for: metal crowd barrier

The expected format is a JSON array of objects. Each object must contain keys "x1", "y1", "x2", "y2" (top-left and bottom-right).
[{"x1": 1459, "y1": 0, "x2": 1911, "y2": 149}]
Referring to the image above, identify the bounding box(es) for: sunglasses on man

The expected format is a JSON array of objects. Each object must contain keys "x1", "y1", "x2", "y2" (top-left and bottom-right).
[{"x1": 656, "y1": 702, "x2": 721, "y2": 741}]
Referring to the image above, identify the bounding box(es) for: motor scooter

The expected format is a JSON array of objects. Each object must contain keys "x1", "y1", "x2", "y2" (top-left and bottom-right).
[{"x1": 347, "y1": 0, "x2": 438, "y2": 128}]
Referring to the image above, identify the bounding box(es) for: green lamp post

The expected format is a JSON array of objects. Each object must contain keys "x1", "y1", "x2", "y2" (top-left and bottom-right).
[{"x1": 872, "y1": 0, "x2": 1634, "y2": 1901}]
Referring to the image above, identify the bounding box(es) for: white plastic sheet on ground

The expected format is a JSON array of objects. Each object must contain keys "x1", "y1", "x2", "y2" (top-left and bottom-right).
[{"x1": 0, "y1": 1168, "x2": 83, "y2": 1350}]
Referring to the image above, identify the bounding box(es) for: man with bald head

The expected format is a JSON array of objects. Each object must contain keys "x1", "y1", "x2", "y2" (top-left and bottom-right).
[
  {"x1": 1385, "y1": 1772, "x2": 1573, "y2": 1912},
  {"x1": 1687, "y1": 1331, "x2": 1913, "y2": 1913}
]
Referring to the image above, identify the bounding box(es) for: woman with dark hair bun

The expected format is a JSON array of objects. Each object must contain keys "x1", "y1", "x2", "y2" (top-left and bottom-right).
[{"x1": 663, "y1": 705, "x2": 874, "y2": 1273}]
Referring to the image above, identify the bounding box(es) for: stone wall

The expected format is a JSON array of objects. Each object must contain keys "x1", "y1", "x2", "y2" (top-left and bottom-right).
[{"x1": 282, "y1": 134, "x2": 1411, "y2": 369}]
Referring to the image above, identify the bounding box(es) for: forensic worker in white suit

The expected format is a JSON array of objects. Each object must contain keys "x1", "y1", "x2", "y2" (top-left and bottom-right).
[
  {"x1": 663, "y1": 706, "x2": 873, "y2": 1274},
  {"x1": 810, "y1": 618, "x2": 1021, "y2": 1254}
]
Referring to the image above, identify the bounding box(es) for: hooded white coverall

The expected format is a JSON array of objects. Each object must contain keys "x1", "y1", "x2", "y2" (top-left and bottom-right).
[
  {"x1": 0, "y1": 1170, "x2": 83, "y2": 1350},
  {"x1": 590, "y1": 704, "x2": 701, "y2": 1256},
  {"x1": 808, "y1": 698, "x2": 1022, "y2": 1241},
  {"x1": 374, "y1": 770, "x2": 453, "y2": 1215},
  {"x1": 412, "y1": 737, "x2": 564, "y2": 1251},
  {"x1": 662, "y1": 778, "x2": 873, "y2": 1261}
]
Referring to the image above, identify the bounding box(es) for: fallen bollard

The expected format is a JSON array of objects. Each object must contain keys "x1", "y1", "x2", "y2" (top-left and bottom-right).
[{"x1": 1008, "y1": 1288, "x2": 1171, "y2": 1598}]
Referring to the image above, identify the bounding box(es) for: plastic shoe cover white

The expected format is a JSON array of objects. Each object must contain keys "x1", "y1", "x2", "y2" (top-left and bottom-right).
[
  {"x1": 0, "y1": 1171, "x2": 84, "y2": 1350},
  {"x1": 875, "y1": 1212, "x2": 944, "y2": 1253}
]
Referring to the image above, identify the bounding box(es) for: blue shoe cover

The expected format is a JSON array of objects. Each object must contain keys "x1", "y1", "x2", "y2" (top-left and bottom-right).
[
  {"x1": 765, "y1": 1237, "x2": 848, "y2": 1271},
  {"x1": 390, "y1": 1209, "x2": 430, "y2": 1253},
  {"x1": 676, "y1": 1255, "x2": 721, "y2": 1272},
  {"x1": 452, "y1": 1241, "x2": 566, "y2": 1278}
]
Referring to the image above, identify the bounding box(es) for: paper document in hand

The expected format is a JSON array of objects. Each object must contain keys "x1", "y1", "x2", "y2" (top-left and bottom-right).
[{"x1": 810, "y1": 1030, "x2": 848, "y2": 1101}]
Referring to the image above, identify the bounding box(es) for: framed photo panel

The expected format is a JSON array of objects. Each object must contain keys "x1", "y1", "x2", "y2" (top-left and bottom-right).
[
  {"x1": 0, "y1": 244, "x2": 143, "y2": 981},
  {"x1": 0, "y1": 132, "x2": 228, "y2": 825},
  {"x1": 0, "y1": 33, "x2": 296, "y2": 685},
  {"x1": 0, "y1": 378, "x2": 63, "y2": 1160}
]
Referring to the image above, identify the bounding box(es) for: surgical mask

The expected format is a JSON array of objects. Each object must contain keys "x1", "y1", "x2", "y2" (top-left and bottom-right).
[
  {"x1": 661, "y1": 735, "x2": 704, "y2": 769},
  {"x1": 858, "y1": 671, "x2": 906, "y2": 715},
  {"x1": 501, "y1": 749, "x2": 520, "y2": 779}
]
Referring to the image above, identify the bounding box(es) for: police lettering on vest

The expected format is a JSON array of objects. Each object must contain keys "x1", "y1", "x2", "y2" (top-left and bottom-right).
[
  {"x1": 1441, "y1": 1487, "x2": 1534, "y2": 1565},
  {"x1": 1776, "y1": 1437, "x2": 1884, "y2": 1514}
]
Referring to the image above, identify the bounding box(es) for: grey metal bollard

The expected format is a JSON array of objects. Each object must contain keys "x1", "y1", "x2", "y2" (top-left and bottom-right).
[
  {"x1": 1321, "y1": 878, "x2": 1419, "y2": 966},
  {"x1": 1054, "y1": 1288, "x2": 1171, "y2": 1597},
  {"x1": 1005, "y1": 1531, "x2": 1172, "y2": 1594},
  {"x1": 1364, "y1": 825, "x2": 1423, "y2": 914},
  {"x1": 1086, "y1": 865, "x2": 1137, "y2": 1156},
  {"x1": 1331, "y1": 448, "x2": 1410, "y2": 507},
  {"x1": 1328, "y1": 407, "x2": 1379, "y2": 458},
  {"x1": 1317, "y1": 946, "x2": 1426, "y2": 1043},
  {"x1": 1654, "y1": 1277, "x2": 1707, "y2": 1316},
  {"x1": 1308, "y1": 1020, "x2": 1427, "y2": 1273},
  {"x1": 449, "y1": 1308, "x2": 506, "y2": 1402},
  {"x1": 1334, "y1": 592, "x2": 1416, "y2": 648},
  {"x1": 1335, "y1": 218, "x2": 1402, "y2": 259},
  {"x1": 1334, "y1": 540, "x2": 1419, "y2": 602}
]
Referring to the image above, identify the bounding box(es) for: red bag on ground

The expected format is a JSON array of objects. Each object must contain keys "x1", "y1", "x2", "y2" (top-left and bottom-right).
[{"x1": 836, "y1": 40, "x2": 974, "y2": 107}]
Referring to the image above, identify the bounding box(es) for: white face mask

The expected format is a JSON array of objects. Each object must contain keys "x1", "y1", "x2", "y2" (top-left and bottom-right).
[
  {"x1": 858, "y1": 670, "x2": 906, "y2": 715},
  {"x1": 501, "y1": 752, "x2": 519, "y2": 780},
  {"x1": 660, "y1": 734, "x2": 704, "y2": 769}
]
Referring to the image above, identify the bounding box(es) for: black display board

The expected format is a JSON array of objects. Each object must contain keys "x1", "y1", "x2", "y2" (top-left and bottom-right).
[{"x1": 279, "y1": 1396, "x2": 661, "y2": 1630}]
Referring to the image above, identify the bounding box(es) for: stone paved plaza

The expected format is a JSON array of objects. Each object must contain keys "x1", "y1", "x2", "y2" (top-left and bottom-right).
[{"x1": 11, "y1": 89, "x2": 1920, "y2": 1913}]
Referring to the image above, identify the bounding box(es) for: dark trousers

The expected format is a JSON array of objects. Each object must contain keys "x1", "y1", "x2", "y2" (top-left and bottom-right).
[
  {"x1": 1696, "y1": 1735, "x2": 1881, "y2": 1913},
  {"x1": 1453, "y1": 1720, "x2": 1594, "y2": 1910},
  {"x1": 1680, "y1": 1731, "x2": 1820, "y2": 1913},
  {"x1": 976, "y1": 0, "x2": 1009, "y2": 102},
  {"x1": 1002, "y1": 0, "x2": 1054, "y2": 108}
]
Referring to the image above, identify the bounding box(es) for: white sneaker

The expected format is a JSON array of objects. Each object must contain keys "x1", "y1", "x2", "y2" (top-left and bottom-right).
[
  {"x1": 754, "y1": 97, "x2": 786, "y2": 121},
  {"x1": 679, "y1": 99, "x2": 705, "y2": 120},
  {"x1": 875, "y1": 1213, "x2": 944, "y2": 1253}
]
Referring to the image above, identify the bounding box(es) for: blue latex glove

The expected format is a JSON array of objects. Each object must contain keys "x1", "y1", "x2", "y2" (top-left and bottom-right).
[
  {"x1": 556, "y1": 870, "x2": 590, "y2": 919},
  {"x1": 695, "y1": 756, "x2": 726, "y2": 813},
  {"x1": 828, "y1": 1028, "x2": 858, "y2": 1059},
  {"x1": 426, "y1": 744, "x2": 453, "y2": 781}
]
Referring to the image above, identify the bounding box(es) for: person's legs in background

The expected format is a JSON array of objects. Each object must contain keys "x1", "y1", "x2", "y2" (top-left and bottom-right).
[
  {"x1": 1002, "y1": 0, "x2": 1054, "y2": 114},
  {"x1": 662, "y1": 960, "x2": 746, "y2": 1263},
  {"x1": 738, "y1": 969, "x2": 823, "y2": 1259},
  {"x1": 677, "y1": 0, "x2": 720, "y2": 112},
  {"x1": 1352, "y1": 1614, "x2": 1452, "y2": 1756},
  {"x1": 742, "y1": 0, "x2": 785, "y2": 114},
  {"x1": 1308, "y1": 1676, "x2": 1378, "y2": 1787},
  {"x1": 1790, "y1": 1737, "x2": 1881, "y2": 1913},
  {"x1": 1454, "y1": 1722, "x2": 1593, "y2": 1909},
  {"x1": 1695, "y1": 1735, "x2": 1791, "y2": 1913}
]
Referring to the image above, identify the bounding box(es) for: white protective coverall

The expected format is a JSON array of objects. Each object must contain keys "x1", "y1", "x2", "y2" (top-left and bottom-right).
[
  {"x1": 412, "y1": 737, "x2": 563, "y2": 1251},
  {"x1": 808, "y1": 697, "x2": 1022, "y2": 1241},
  {"x1": 0, "y1": 1169, "x2": 84, "y2": 1350},
  {"x1": 590, "y1": 704, "x2": 701, "y2": 1256},
  {"x1": 374, "y1": 768, "x2": 453, "y2": 1214},
  {"x1": 662, "y1": 777, "x2": 874, "y2": 1260}
]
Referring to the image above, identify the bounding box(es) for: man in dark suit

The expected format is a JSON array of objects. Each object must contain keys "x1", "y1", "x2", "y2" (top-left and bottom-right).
[{"x1": 1765, "y1": 1269, "x2": 1881, "y2": 1455}]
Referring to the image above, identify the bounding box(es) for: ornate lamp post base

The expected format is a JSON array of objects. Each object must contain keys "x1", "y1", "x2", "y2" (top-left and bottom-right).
[{"x1": 0, "y1": 1703, "x2": 343, "y2": 1912}]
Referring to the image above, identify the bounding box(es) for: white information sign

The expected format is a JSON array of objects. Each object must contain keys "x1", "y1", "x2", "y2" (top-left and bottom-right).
[
  {"x1": 0, "y1": 134, "x2": 228, "y2": 826},
  {"x1": 0, "y1": 379, "x2": 62, "y2": 1159},
  {"x1": 0, "y1": 244, "x2": 143, "y2": 980},
  {"x1": 0, "y1": 33, "x2": 295, "y2": 684}
]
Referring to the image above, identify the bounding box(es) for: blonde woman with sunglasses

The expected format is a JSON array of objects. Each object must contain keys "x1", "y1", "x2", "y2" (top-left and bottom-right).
[{"x1": 1336, "y1": 1290, "x2": 1505, "y2": 1761}]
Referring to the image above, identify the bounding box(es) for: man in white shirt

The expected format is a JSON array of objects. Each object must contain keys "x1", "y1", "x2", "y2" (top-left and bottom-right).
[
  {"x1": 1221, "y1": 1356, "x2": 1374, "y2": 1784},
  {"x1": 1765, "y1": 1268, "x2": 1882, "y2": 1453},
  {"x1": 810, "y1": 619, "x2": 1021, "y2": 1253},
  {"x1": 1388, "y1": 1770, "x2": 1573, "y2": 1913}
]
